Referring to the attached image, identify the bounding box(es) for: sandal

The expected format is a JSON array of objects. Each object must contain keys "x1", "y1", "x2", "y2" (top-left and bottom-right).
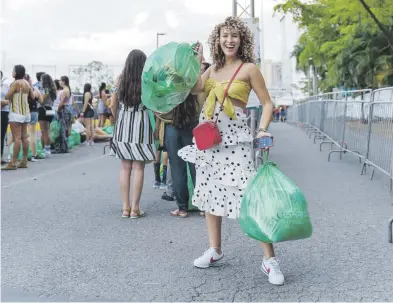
[
  {"x1": 121, "y1": 209, "x2": 131, "y2": 218},
  {"x1": 170, "y1": 209, "x2": 188, "y2": 218},
  {"x1": 17, "y1": 159, "x2": 28, "y2": 169},
  {"x1": 1, "y1": 162, "x2": 17, "y2": 171},
  {"x1": 130, "y1": 210, "x2": 146, "y2": 219}
]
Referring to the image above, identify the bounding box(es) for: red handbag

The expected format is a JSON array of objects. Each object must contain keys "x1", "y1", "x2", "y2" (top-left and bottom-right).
[{"x1": 193, "y1": 63, "x2": 244, "y2": 150}]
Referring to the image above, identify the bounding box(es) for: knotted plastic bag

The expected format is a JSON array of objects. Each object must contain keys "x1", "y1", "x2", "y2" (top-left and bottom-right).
[
  {"x1": 239, "y1": 153, "x2": 312, "y2": 243},
  {"x1": 142, "y1": 42, "x2": 200, "y2": 113},
  {"x1": 50, "y1": 120, "x2": 61, "y2": 144},
  {"x1": 102, "y1": 125, "x2": 114, "y2": 135},
  {"x1": 9, "y1": 140, "x2": 44, "y2": 160},
  {"x1": 68, "y1": 130, "x2": 81, "y2": 148}
]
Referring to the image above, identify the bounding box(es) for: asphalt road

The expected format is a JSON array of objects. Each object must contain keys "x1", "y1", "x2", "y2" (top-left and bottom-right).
[{"x1": 1, "y1": 123, "x2": 393, "y2": 302}]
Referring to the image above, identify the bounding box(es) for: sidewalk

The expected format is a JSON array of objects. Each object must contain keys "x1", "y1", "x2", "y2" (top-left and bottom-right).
[{"x1": 1, "y1": 123, "x2": 392, "y2": 302}]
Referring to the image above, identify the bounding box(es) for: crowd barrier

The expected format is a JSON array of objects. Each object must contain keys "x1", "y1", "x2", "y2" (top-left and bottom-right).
[
  {"x1": 287, "y1": 88, "x2": 393, "y2": 195},
  {"x1": 287, "y1": 87, "x2": 393, "y2": 243}
]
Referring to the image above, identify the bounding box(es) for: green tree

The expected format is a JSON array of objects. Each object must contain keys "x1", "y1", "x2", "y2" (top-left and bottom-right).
[{"x1": 275, "y1": 0, "x2": 393, "y2": 91}]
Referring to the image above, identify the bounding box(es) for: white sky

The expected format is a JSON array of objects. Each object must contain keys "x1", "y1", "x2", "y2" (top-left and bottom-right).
[{"x1": 0, "y1": 0, "x2": 300, "y2": 83}]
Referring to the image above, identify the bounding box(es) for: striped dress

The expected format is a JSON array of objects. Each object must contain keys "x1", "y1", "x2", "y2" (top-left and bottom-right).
[{"x1": 110, "y1": 103, "x2": 156, "y2": 161}]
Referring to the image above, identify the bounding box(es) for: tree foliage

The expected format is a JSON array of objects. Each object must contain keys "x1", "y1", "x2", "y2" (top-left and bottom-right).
[
  {"x1": 275, "y1": 0, "x2": 393, "y2": 92},
  {"x1": 71, "y1": 61, "x2": 115, "y2": 93}
]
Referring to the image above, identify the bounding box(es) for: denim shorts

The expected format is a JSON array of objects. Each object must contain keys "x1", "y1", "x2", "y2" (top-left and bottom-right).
[
  {"x1": 9, "y1": 112, "x2": 31, "y2": 123},
  {"x1": 29, "y1": 111, "x2": 38, "y2": 125}
]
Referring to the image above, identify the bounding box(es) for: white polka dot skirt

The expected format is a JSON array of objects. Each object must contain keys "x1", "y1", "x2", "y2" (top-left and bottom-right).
[{"x1": 178, "y1": 104, "x2": 256, "y2": 219}]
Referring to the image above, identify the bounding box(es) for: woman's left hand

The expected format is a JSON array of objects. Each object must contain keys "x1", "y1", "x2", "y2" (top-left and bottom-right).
[{"x1": 256, "y1": 131, "x2": 272, "y2": 139}]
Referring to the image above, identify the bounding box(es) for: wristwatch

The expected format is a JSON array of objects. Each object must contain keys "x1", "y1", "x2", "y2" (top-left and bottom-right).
[{"x1": 258, "y1": 128, "x2": 268, "y2": 133}]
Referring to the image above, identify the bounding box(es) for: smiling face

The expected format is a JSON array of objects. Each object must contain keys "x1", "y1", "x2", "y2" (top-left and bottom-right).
[{"x1": 219, "y1": 26, "x2": 241, "y2": 59}]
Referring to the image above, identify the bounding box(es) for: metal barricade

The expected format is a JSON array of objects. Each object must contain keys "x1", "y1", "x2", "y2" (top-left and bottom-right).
[
  {"x1": 361, "y1": 88, "x2": 393, "y2": 193},
  {"x1": 73, "y1": 94, "x2": 84, "y2": 114},
  {"x1": 287, "y1": 87, "x2": 392, "y2": 197}
]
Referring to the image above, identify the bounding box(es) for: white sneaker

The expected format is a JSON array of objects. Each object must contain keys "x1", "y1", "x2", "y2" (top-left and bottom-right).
[
  {"x1": 30, "y1": 156, "x2": 39, "y2": 162},
  {"x1": 193, "y1": 248, "x2": 224, "y2": 268},
  {"x1": 89, "y1": 141, "x2": 95, "y2": 146},
  {"x1": 261, "y1": 257, "x2": 285, "y2": 285}
]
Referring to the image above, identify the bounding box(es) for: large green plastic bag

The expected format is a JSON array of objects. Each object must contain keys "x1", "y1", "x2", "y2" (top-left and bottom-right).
[
  {"x1": 9, "y1": 140, "x2": 44, "y2": 160},
  {"x1": 142, "y1": 42, "x2": 200, "y2": 113},
  {"x1": 147, "y1": 110, "x2": 159, "y2": 150},
  {"x1": 102, "y1": 125, "x2": 114, "y2": 135},
  {"x1": 68, "y1": 130, "x2": 81, "y2": 148},
  {"x1": 239, "y1": 155, "x2": 312, "y2": 243},
  {"x1": 50, "y1": 120, "x2": 61, "y2": 144},
  {"x1": 186, "y1": 162, "x2": 198, "y2": 211}
]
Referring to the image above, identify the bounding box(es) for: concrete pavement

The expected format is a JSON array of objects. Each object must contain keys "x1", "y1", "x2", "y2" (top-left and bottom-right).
[{"x1": 1, "y1": 123, "x2": 393, "y2": 302}]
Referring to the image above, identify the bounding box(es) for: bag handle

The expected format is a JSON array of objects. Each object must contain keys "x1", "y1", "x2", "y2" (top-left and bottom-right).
[{"x1": 214, "y1": 63, "x2": 244, "y2": 123}]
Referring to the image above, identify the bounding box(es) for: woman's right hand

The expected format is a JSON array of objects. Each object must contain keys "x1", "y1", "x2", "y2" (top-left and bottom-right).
[{"x1": 193, "y1": 42, "x2": 203, "y2": 63}]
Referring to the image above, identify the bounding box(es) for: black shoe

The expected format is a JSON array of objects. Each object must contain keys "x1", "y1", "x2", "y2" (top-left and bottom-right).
[
  {"x1": 161, "y1": 193, "x2": 174, "y2": 201},
  {"x1": 1, "y1": 160, "x2": 9, "y2": 165}
]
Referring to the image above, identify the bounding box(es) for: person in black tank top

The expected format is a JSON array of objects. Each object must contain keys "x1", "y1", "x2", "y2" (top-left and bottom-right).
[
  {"x1": 24, "y1": 74, "x2": 43, "y2": 161},
  {"x1": 80, "y1": 83, "x2": 95, "y2": 145}
]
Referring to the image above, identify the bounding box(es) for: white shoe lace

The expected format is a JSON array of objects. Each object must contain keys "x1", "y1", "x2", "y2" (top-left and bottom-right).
[
  {"x1": 269, "y1": 258, "x2": 281, "y2": 274},
  {"x1": 203, "y1": 248, "x2": 215, "y2": 256},
  {"x1": 201, "y1": 248, "x2": 219, "y2": 258},
  {"x1": 267, "y1": 258, "x2": 282, "y2": 274}
]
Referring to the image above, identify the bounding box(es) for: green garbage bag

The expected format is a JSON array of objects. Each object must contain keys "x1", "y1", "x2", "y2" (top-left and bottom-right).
[
  {"x1": 9, "y1": 143, "x2": 32, "y2": 160},
  {"x1": 68, "y1": 130, "x2": 81, "y2": 148},
  {"x1": 142, "y1": 42, "x2": 200, "y2": 113},
  {"x1": 239, "y1": 153, "x2": 312, "y2": 243},
  {"x1": 9, "y1": 140, "x2": 44, "y2": 160},
  {"x1": 50, "y1": 120, "x2": 61, "y2": 144},
  {"x1": 147, "y1": 110, "x2": 159, "y2": 150},
  {"x1": 102, "y1": 125, "x2": 114, "y2": 135},
  {"x1": 187, "y1": 162, "x2": 198, "y2": 211}
]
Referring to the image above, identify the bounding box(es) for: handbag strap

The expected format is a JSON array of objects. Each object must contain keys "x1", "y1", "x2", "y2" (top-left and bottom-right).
[{"x1": 214, "y1": 62, "x2": 244, "y2": 123}]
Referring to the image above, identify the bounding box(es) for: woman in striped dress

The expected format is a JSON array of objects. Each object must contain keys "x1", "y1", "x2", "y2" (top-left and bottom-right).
[{"x1": 110, "y1": 49, "x2": 156, "y2": 219}]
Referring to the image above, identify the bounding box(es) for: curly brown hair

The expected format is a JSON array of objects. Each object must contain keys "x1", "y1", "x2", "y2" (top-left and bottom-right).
[{"x1": 208, "y1": 16, "x2": 255, "y2": 69}]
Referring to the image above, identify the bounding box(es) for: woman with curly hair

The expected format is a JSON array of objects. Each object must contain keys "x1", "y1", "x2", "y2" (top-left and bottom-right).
[
  {"x1": 179, "y1": 17, "x2": 284, "y2": 285},
  {"x1": 38, "y1": 73, "x2": 56, "y2": 156}
]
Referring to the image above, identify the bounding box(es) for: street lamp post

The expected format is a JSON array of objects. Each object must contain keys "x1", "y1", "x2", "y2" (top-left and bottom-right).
[
  {"x1": 156, "y1": 33, "x2": 166, "y2": 49},
  {"x1": 308, "y1": 57, "x2": 313, "y2": 96}
]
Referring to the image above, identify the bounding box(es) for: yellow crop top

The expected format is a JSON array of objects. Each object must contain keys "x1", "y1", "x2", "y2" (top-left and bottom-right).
[{"x1": 203, "y1": 78, "x2": 251, "y2": 120}]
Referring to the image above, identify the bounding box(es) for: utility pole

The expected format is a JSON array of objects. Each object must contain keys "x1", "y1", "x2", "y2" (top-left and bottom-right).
[
  {"x1": 313, "y1": 65, "x2": 318, "y2": 96},
  {"x1": 156, "y1": 33, "x2": 166, "y2": 49},
  {"x1": 233, "y1": 1, "x2": 257, "y2": 162},
  {"x1": 232, "y1": 0, "x2": 254, "y2": 18}
]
